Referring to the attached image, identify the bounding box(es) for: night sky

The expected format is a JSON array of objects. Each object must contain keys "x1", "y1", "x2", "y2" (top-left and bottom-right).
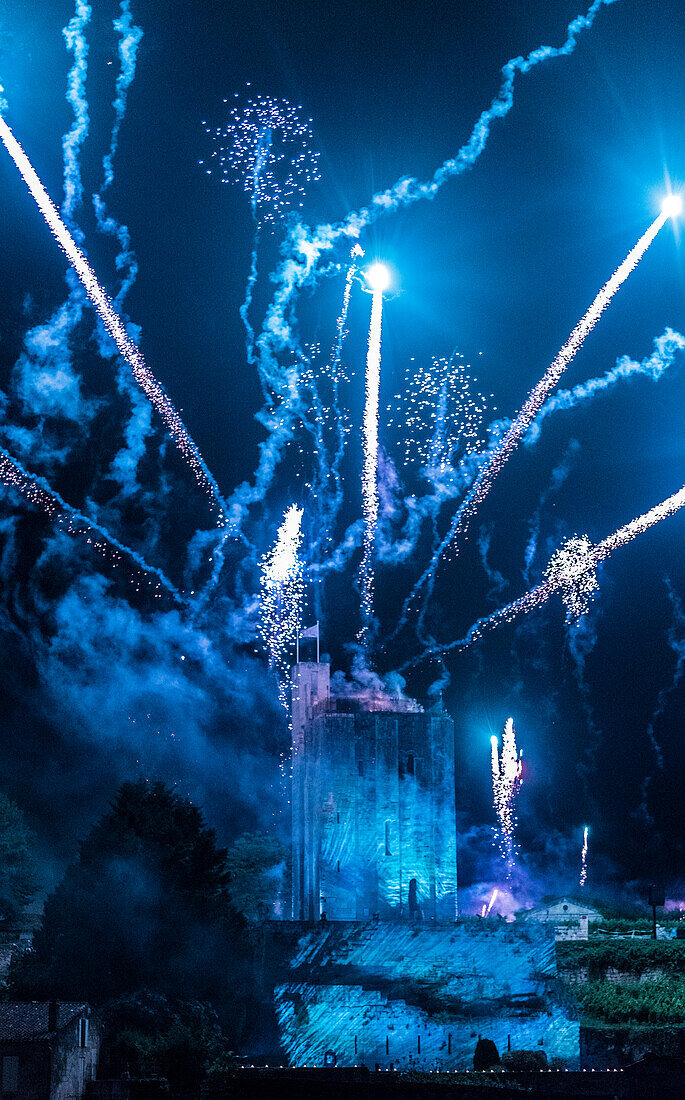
[{"x1": 0, "y1": 0, "x2": 683, "y2": 905}]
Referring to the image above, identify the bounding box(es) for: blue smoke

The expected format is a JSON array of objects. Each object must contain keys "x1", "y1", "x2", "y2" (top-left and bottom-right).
[
  {"x1": 224, "y1": 0, "x2": 623, "y2": 537},
  {"x1": 526, "y1": 328, "x2": 685, "y2": 446}
]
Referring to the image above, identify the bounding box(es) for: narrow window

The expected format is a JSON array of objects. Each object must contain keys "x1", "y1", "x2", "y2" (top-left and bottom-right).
[
  {"x1": 406, "y1": 753, "x2": 415, "y2": 776},
  {"x1": 336, "y1": 811, "x2": 340, "y2": 824},
  {"x1": 79, "y1": 1018, "x2": 89, "y2": 1048},
  {"x1": 357, "y1": 759, "x2": 364, "y2": 777},
  {"x1": 2, "y1": 1056, "x2": 19, "y2": 1092},
  {"x1": 385, "y1": 821, "x2": 392, "y2": 857},
  {"x1": 337, "y1": 859, "x2": 340, "y2": 873}
]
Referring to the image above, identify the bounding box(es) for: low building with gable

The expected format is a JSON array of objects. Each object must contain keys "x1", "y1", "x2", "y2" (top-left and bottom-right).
[{"x1": 0, "y1": 1001, "x2": 99, "y2": 1100}]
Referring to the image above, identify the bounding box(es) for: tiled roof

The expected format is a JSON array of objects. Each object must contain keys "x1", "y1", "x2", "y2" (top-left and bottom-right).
[{"x1": 0, "y1": 1002, "x2": 89, "y2": 1042}]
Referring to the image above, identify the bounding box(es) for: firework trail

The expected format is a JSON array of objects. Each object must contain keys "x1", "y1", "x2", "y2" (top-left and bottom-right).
[
  {"x1": 397, "y1": 211, "x2": 669, "y2": 635},
  {"x1": 526, "y1": 327, "x2": 685, "y2": 445},
  {"x1": 358, "y1": 269, "x2": 387, "y2": 642},
  {"x1": 0, "y1": 445, "x2": 180, "y2": 601},
  {"x1": 62, "y1": 0, "x2": 91, "y2": 226},
  {"x1": 491, "y1": 718, "x2": 523, "y2": 879},
  {"x1": 225, "y1": 0, "x2": 621, "y2": 538},
  {"x1": 637, "y1": 581, "x2": 685, "y2": 826},
  {"x1": 92, "y1": 0, "x2": 143, "y2": 309},
  {"x1": 523, "y1": 440, "x2": 581, "y2": 585},
  {"x1": 259, "y1": 505, "x2": 305, "y2": 706},
  {"x1": 486, "y1": 887, "x2": 499, "y2": 915},
  {"x1": 579, "y1": 826, "x2": 589, "y2": 886},
  {"x1": 0, "y1": 114, "x2": 228, "y2": 525},
  {"x1": 407, "y1": 482, "x2": 685, "y2": 665}
]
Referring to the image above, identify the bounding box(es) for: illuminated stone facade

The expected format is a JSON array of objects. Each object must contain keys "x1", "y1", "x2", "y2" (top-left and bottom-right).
[{"x1": 291, "y1": 662, "x2": 457, "y2": 921}]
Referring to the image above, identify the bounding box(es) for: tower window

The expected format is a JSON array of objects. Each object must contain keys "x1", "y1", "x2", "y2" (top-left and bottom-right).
[
  {"x1": 357, "y1": 759, "x2": 364, "y2": 777},
  {"x1": 337, "y1": 859, "x2": 340, "y2": 873},
  {"x1": 406, "y1": 753, "x2": 415, "y2": 776},
  {"x1": 385, "y1": 821, "x2": 392, "y2": 857}
]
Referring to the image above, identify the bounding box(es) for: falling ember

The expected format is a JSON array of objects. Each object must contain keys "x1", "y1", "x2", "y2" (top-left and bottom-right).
[
  {"x1": 203, "y1": 93, "x2": 321, "y2": 222},
  {"x1": 358, "y1": 264, "x2": 390, "y2": 643},
  {"x1": 259, "y1": 505, "x2": 305, "y2": 707},
  {"x1": 491, "y1": 719, "x2": 523, "y2": 880},
  {"x1": 0, "y1": 114, "x2": 227, "y2": 525},
  {"x1": 580, "y1": 826, "x2": 589, "y2": 887}
]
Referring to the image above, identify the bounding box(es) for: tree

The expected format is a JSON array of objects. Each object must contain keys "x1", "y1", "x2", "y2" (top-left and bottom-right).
[
  {"x1": 10, "y1": 781, "x2": 255, "y2": 1043},
  {"x1": 225, "y1": 832, "x2": 289, "y2": 921},
  {"x1": 0, "y1": 792, "x2": 38, "y2": 924}
]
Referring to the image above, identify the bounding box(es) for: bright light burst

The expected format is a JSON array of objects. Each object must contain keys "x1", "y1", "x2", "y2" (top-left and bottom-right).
[
  {"x1": 365, "y1": 262, "x2": 391, "y2": 293},
  {"x1": 661, "y1": 193, "x2": 683, "y2": 218},
  {"x1": 0, "y1": 115, "x2": 227, "y2": 525},
  {"x1": 202, "y1": 93, "x2": 321, "y2": 222},
  {"x1": 358, "y1": 277, "x2": 385, "y2": 641},
  {"x1": 545, "y1": 534, "x2": 599, "y2": 621},
  {"x1": 491, "y1": 718, "x2": 523, "y2": 880},
  {"x1": 579, "y1": 825, "x2": 589, "y2": 887},
  {"x1": 259, "y1": 505, "x2": 305, "y2": 704}
]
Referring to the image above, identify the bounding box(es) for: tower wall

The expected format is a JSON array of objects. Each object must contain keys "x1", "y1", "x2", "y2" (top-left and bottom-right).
[{"x1": 291, "y1": 669, "x2": 457, "y2": 921}]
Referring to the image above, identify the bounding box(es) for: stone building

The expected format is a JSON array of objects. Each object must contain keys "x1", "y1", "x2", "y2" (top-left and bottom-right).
[
  {"x1": 291, "y1": 660, "x2": 457, "y2": 922},
  {"x1": 0, "y1": 1001, "x2": 99, "y2": 1099}
]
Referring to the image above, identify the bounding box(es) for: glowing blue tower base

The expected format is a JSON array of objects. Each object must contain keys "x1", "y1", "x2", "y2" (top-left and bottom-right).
[{"x1": 291, "y1": 661, "x2": 457, "y2": 922}]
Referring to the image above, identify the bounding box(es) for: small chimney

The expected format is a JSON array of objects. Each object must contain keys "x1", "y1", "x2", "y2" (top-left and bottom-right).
[{"x1": 48, "y1": 1001, "x2": 58, "y2": 1032}]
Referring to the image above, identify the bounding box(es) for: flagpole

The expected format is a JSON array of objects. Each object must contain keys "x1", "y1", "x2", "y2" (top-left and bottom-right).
[{"x1": 316, "y1": 621, "x2": 319, "y2": 663}]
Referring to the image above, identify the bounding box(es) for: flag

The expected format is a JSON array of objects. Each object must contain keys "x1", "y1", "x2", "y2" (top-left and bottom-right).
[{"x1": 299, "y1": 623, "x2": 319, "y2": 641}]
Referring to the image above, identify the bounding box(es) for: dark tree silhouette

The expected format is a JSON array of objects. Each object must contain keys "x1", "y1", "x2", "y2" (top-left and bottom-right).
[
  {"x1": 11, "y1": 781, "x2": 254, "y2": 1041},
  {"x1": 0, "y1": 790, "x2": 38, "y2": 923}
]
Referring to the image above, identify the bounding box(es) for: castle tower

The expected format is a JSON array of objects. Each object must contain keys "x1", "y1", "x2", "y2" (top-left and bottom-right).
[{"x1": 291, "y1": 659, "x2": 457, "y2": 921}]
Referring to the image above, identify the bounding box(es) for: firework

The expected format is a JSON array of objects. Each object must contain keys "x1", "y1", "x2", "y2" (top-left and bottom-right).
[
  {"x1": 580, "y1": 826, "x2": 589, "y2": 887},
  {"x1": 491, "y1": 718, "x2": 523, "y2": 879},
  {"x1": 202, "y1": 93, "x2": 320, "y2": 222},
  {"x1": 491, "y1": 721, "x2": 523, "y2": 878},
  {"x1": 0, "y1": 446, "x2": 180, "y2": 601},
  {"x1": 545, "y1": 535, "x2": 600, "y2": 621},
  {"x1": 358, "y1": 265, "x2": 389, "y2": 641},
  {"x1": 486, "y1": 887, "x2": 499, "y2": 916},
  {"x1": 412, "y1": 482, "x2": 685, "y2": 664},
  {"x1": 388, "y1": 353, "x2": 488, "y2": 474},
  {"x1": 0, "y1": 115, "x2": 227, "y2": 525},
  {"x1": 259, "y1": 505, "x2": 305, "y2": 705},
  {"x1": 398, "y1": 212, "x2": 671, "y2": 631}
]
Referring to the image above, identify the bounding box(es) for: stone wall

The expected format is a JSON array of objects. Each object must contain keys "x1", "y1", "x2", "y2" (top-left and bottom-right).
[{"x1": 257, "y1": 921, "x2": 579, "y2": 1070}]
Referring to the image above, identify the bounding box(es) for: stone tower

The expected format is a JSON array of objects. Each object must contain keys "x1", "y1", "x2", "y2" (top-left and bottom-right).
[{"x1": 291, "y1": 660, "x2": 457, "y2": 921}]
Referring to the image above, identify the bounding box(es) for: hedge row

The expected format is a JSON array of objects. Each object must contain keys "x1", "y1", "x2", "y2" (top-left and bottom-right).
[
  {"x1": 577, "y1": 978, "x2": 685, "y2": 1024},
  {"x1": 557, "y1": 939, "x2": 685, "y2": 975}
]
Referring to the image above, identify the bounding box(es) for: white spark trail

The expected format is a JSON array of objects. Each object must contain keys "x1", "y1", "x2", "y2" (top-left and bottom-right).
[
  {"x1": 579, "y1": 826, "x2": 589, "y2": 886},
  {"x1": 0, "y1": 115, "x2": 228, "y2": 525},
  {"x1": 0, "y1": 445, "x2": 180, "y2": 601},
  {"x1": 400, "y1": 213, "x2": 669, "y2": 628},
  {"x1": 491, "y1": 718, "x2": 523, "y2": 879},
  {"x1": 406, "y1": 482, "x2": 685, "y2": 664},
  {"x1": 358, "y1": 286, "x2": 383, "y2": 640}
]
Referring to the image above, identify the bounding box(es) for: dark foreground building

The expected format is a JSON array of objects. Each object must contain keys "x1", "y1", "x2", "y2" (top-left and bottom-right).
[{"x1": 0, "y1": 1001, "x2": 99, "y2": 1099}]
